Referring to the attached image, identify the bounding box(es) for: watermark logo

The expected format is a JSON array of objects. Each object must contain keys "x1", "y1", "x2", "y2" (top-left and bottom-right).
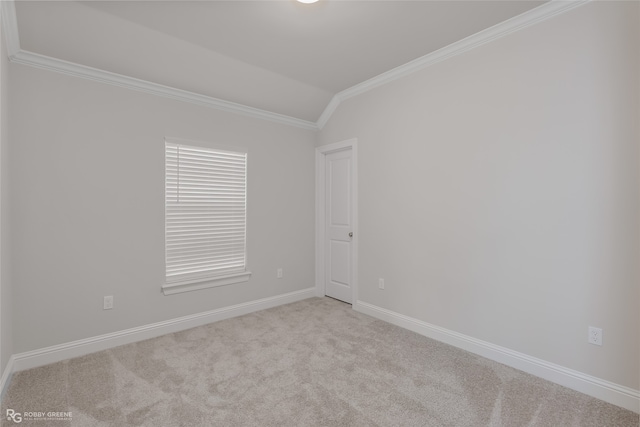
[
  {"x1": 6, "y1": 409, "x2": 21, "y2": 423},
  {"x1": 6, "y1": 409, "x2": 72, "y2": 423}
]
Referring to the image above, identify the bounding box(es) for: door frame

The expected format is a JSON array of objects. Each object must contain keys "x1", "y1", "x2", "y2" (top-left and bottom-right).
[{"x1": 315, "y1": 138, "x2": 358, "y2": 304}]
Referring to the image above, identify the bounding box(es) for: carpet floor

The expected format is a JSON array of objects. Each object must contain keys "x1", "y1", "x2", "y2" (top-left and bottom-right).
[{"x1": 1, "y1": 297, "x2": 638, "y2": 426}]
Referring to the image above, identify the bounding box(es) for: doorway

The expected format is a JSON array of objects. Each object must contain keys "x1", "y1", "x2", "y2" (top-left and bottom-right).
[{"x1": 316, "y1": 139, "x2": 358, "y2": 304}]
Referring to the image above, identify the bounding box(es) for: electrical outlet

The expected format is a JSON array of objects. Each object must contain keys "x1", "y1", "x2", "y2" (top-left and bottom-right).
[
  {"x1": 103, "y1": 295, "x2": 114, "y2": 310},
  {"x1": 588, "y1": 326, "x2": 602, "y2": 346},
  {"x1": 277, "y1": 268, "x2": 283, "y2": 279},
  {"x1": 378, "y1": 278, "x2": 385, "y2": 290}
]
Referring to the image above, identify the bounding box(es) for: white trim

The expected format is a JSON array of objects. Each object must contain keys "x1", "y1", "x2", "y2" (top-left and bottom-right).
[
  {"x1": 0, "y1": 0, "x2": 589, "y2": 131},
  {"x1": 0, "y1": 355, "x2": 14, "y2": 400},
  {"x1": 12, "y1": 287, "x2": 315, "y2": 372},
  {"x1": 315, "y1": 139, "x2": 358, "y2": 304},
  {"x1": 315, "y1": 151, "x2": 325, "y2": 299},
  {"x1": 339, "y1": 0, "x2": 590, "y2": 102},
  {"x1": 315, "y1": 0, "x2": 590, "y2": 129},
  {"x1": 162, "y1": 271, "x2": 252, "y2": 296},
  {"x1": 164, "y1": 136, "x2": 248, "y2": 156},
  {"x1": 315, "y1": 95, "x2": 340, "y2": 130},
  {"x1": 354, "y1": 300, "x2": 640, "y2": 414},
  {"x1": 0, "y1": 0, "x2": 19, "y2": 58},
  {"x1": 8, "y1": 50, "x2": 319, "y2": 131}
]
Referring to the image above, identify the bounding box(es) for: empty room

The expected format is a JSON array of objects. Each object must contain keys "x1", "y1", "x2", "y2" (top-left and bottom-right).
[{"x1": 0, "y1": 0, "x2": 638, "y2": 425}]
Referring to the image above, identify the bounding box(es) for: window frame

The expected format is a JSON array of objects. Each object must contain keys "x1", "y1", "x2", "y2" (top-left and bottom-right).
[{"x1": 162, "y1": 137, "x2": 251, "y2": 296}]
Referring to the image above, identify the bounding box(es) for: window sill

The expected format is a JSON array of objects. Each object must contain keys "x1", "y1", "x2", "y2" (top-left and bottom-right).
[{"x1": 162, "y1": 271, "x2": 252, "y2": 296}]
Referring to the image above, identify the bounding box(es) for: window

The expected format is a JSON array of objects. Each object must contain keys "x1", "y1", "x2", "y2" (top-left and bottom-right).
[{"x1": 163, "y1": 138, "x2": 250, "y2": 295}]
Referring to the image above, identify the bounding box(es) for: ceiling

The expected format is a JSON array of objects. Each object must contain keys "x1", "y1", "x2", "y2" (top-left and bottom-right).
[{"x1": 13, "y1": 0, "x2": 546, "y2": 123}]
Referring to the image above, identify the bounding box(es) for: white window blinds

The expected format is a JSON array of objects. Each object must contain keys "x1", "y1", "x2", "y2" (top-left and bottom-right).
[{"x1": 165, "y1": 141, "x2": 247, "y2": 286}]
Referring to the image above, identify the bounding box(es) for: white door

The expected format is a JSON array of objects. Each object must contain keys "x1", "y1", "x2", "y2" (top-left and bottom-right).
[{"x1": 325, "y1": 149, "x2": 353, "y2": 303}]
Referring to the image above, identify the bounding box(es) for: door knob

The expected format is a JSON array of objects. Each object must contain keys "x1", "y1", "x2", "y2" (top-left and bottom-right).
[{"x1": 349, "y1": 232, "x2": 353, "y2": 237}]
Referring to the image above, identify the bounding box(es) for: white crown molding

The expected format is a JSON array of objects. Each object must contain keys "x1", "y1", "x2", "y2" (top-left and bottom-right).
[
  {"x1": 316, "y1": 95, "x2": 340, "y2": 130},
  {"x1": 10, "y1": 50, "x2": 319, "y2": 131},
  {"x1": 1, "y1": 0, "x2": 590, "y2": 131},
  {"x1": 316, "y1": 0, "x2": 591, "y2": 129},
  {"x1": 0, "y1": 0, "x2": 317, "y2": 130},
  {"x1": 2, "y1": 0, "x2": 592, "y2": 132},
  {"x1": 355, "y1": 300, "x2": 640, "y2": 414},
  {"x1": 0, "y1": 0, "x2": 319, "y2": 131},
  {"x1": 1, "y1": 0, "x2": 20, "y2": 58},
  {"x1": 11, "y1": 287, "x2": 315, "y2": 372}
]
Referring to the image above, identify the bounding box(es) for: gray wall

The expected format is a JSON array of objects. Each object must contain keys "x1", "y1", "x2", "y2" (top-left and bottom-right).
[
  {"x1": 9, "y1": 64, "x2": 316, "y2": 353},
  {"x1": 1, "y1": 14, "x2": 13, "y2": 374},
  {"x1": 318, "y1": 2, "x2": 639, "y2": 389}
]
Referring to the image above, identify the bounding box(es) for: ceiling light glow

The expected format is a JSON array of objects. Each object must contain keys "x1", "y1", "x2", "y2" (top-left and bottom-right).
[{"x1": 297, "y1": 0, "x2": 319, "y2": 3}]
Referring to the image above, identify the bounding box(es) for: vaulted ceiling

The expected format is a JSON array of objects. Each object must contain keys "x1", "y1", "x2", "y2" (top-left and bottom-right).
[{"x1": 10, "y1": 0, "x2": 551, "y2": 128}]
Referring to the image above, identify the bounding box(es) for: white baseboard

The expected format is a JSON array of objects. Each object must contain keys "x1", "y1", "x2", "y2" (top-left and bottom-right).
[
  {"x1": 11, "y1": 287, "x2": 316, "y2": 373},
  {"x1": 354, "y1": 300, "x2": 640, "y2": 414}
]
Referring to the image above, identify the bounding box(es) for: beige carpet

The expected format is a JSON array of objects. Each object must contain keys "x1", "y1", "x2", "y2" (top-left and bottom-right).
[{"x1": 1, "y1": 297, "x2": 638, "y2": 426}]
